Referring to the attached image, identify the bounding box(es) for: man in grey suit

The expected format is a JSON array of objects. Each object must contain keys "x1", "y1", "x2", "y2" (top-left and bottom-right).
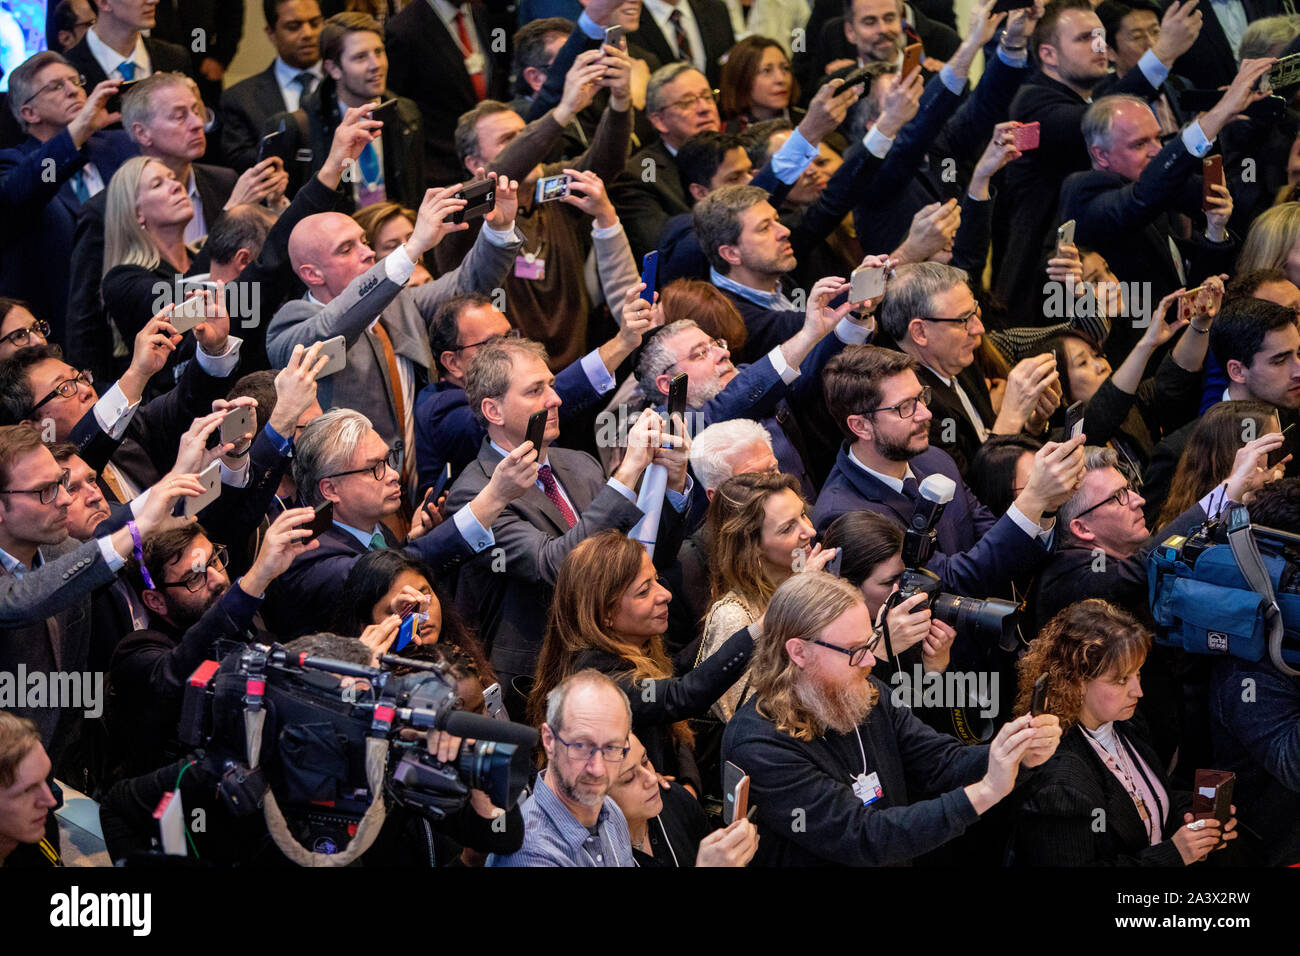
[
  {"x1": 0, "y1": 425, "x2": 203, "y2": 785},
  {"x1": 446, "y1": 337, "x2": 693, "y2": 718},
  {"x1": 266, "y1": 174, "x2": 524, "y2": 460}
]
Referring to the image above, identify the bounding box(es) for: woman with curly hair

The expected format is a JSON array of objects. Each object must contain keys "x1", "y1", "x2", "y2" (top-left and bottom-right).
[
  {"x1": 528, "y1": 531, "x2": 756, "y2": 796},
  {"x1": 1010, "y1": 599, "x2": 1238, "y2": 866}
]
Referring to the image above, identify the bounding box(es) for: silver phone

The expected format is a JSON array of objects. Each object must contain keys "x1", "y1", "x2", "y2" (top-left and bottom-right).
[
  {"x1": 849, "y1": 264, "x2": 886, "y2": 303},
  {"x1": 220, "y1": 406, "x2": 256, "y2": 456},
  {"x1": 316, "y1": 334, "x2": 347, "y2": 378},
  {"x1": 173, "y1": 460, "x2": 222, "y2": 518},
  {"x1": 171, "y1": 294, "x2": 208, "y2": 334}
]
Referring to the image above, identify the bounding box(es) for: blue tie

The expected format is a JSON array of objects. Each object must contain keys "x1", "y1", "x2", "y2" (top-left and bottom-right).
[
  {"x1": 70, "y1": 171, "x2": 90, "y2": 203},
  {"x1": 118, "y1": 61, "x2": 137, "y2": 80}
]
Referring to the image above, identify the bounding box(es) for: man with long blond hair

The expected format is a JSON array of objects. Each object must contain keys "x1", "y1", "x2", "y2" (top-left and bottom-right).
[{"x1": 722, "y1": 570, "x2": 1062, "y2": 866}]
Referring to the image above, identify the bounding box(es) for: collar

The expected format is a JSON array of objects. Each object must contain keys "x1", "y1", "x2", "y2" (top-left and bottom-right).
[
  {"x1": 273, "y1": 57, "x2": 323, "y2": 87},
  {"x1": 921, "y1": 362, "x2": 954, "y2": 387},
  {"x1": 533, "y1": 770, "x2": 614, "y2": 851},
  {"x1": 186, "y1": 167, "x2": 199, "y2": 200},
  {"x1": 430, "y1": 0, "x2": 468, "y2": 27},
  {"x1": 709, "y1": 266, "x2": 787, "y2": 309},
  {"x1": 847, "y1": 445, "x2": 914, "y2": 494},
  {"x1": 643, "y1": 0, "x2": 688, "y2": 23},
  {"x1": 0, "y1": 544, "x2": 37, "y2": 576},
  {"x1": 334, "y1": 520, "x2": 385, "y2": 549},
  {"x1": 87, "y1": 28, "x2": 147, "y2": 76}
]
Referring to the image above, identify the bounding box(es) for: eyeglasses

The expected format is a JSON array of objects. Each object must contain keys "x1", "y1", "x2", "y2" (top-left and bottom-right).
[
  {"x1": 0, "y1": 469, "x2": 71, "y2": 506},
  {"x1": 0, "y1": 319, "x2": 50, "y2": 348},
  {"x1": 918, "y1": 304, "x2": 982, "y2": 331},
  {"x1": 866, "y1": 385, "x2": 931, "y2": 420},
  {"x1": 804, "y1": 630, "x2": 883, "y2": 667},
  {"x1": 658, "y1": 89, "x2": 718, "y2": 113},
  {"x1": 23, "y1": 72, "x2": 85, "y2": 105},
  {"x1": 675, "y1": 337, "x2": 728, "y2": 365},
  {"x1": 156, "y1": 545, "x2": 229, "y2": 592},
  {"x1": 29, "y1": 369, "x2": 93, "y2": 414},
  {"x1": 323, "y1": 443, "x2": 403, "y2": 481},
  {"x1": 551, "y1": 730, "x2": 630, "y2": 764},
  {"x1": 450, "y1": 328, "x2": 520, "y2": 352},
  {"x1": 1074, "y1": 483, "x2": 1138, "y2": 521}
]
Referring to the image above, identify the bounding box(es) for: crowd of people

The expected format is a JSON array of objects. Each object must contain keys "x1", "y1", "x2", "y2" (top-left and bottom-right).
[{"x1": 2, "y1": 0, "x2": 1299, "y2": 869}]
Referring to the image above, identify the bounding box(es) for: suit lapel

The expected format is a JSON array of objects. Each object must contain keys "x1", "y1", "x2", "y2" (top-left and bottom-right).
[
  {"x1": 479, "y1": 443, "x2": 570, "y2": 532},
  {"x1": 420, "y1": 0, "x2": 477, "y2": 102},
  {"x1": 634, "y1": 14, "x2": 675, "y2": 66},
  {"x1": 841, "y1": 453, "x2": 911, "y2": 526},
  {"x1": 546, "y1": 450, "x2": 595, "y2": 514}
]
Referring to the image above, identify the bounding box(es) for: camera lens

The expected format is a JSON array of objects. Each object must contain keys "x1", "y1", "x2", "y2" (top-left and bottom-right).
[
  {"x1": 930, "y1": 593, "x2": 1019, "y2": 649},
  {"x1": 456, "y1": 740, "x2": 533, "y2": 810}
]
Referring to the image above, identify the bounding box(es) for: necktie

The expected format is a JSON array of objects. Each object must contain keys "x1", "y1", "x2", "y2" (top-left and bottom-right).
[
  {"x1": 292, "y1": 71, "x2": 315, "y2": 98},
  {"x1": 369, "y1": 530, "x2": 388, "y2": 550},
  {"x1": 537, "y1": 464, "x2": 577, "y2": 529},
  {"x1": 454, "y1": 10, "x2": 488, "y2": 101},
  {"x1": 70, "y1": 170, "x2": 90, "y2": 203},
  {"x1": 669, "y1": 8, "x2": 695, "y2": 66},
  {"x1": 901, "y1": 475, "x2": 921, "y2": 502},
  {"x1": 118, "y1": 61, "x2": 137, "y2": 80},
  {"x1": 370, "y1": 321, "x2": 413, "y2": 489}
]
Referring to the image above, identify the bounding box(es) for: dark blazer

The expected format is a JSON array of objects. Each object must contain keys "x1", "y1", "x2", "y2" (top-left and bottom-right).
[
  {"x1": 811, "y1": 443, "x2": 1049, "y2": 599},
  {"x1": 1012, "y1": 721, "x2": 1189, "y2": 866},
  {"x1": 151, "y1": 0, "x2": 244, "y2": 108},
  {"x1": 446, "y1": 439, "x2": 685, "y2": 683},
  {"x1": 0, "y1": 128, "x2": 137, "y2": 341},
  {"x1": 799, "y1": 5, "x2": 960, "y2": 95},
  {"x1": 263, "y1": 80, "x2": 425, "y2": 211},
  {"x1": 63, "y1": 32, "x2": 193, "y2": 90},
  {"x1": 1167, "y1": 0, "x2": 1285, "y2": 91},
  {"x1": 626, "y1": 0, "x2": 735, "y2": 86},
  {"x1": 385, "y1": 0, "x2": 509, "y2": 187},
  {"x1": 916, "y1": 364, "x2": 997, "y2": 479},
  {"x1": 219, "y1": 62, "x2": 290, "y2": 172}
]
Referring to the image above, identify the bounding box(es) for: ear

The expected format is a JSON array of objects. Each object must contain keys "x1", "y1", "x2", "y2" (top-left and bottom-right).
[
  {"x1": 704, "y1": 487, "x2": 716, "y2": 502},
  {"x1": 785, "y1": 637, "x2": 809, "y2": 668},
  {"x1": 842, "y1": 18, "x2": 855, "y2": 45},
  {"x1": 480, "y1": 395, "x2": 506, "y2": 429},
  {"x1": 1225, "y1": 358, "x2": 1248, "y2": 385},
  {"x1": 906, "y1": 317, "x2": 928, "y2": 348},
  {"x1": 647, "y1": 109, "x2": 670, "y2": 137},
  {"x1": 297, "y1": 262, "x2": 324, "y2": 287},
  {"x1": 1088, "y1": 144, "x2": 1109, "y2": 170},
  {"x1": 1068, "y1": 517, "x2": 1096, "y2": 543},
  {"x1": 688, "y1": 182, "x2": 709, "y2": 203},
  {"x1": 440, "y1": 350, "x2": 464, "y2": 381},
  {"x1": 141, "y1": 588, "x2": 168, "y2": 618},
  {"x1": 318, "y1": 478, "x2": 342, "y2": 506},
  {"x1": 540, "y1": 722, "x2": 556, "y2": 761},
  {"x1": 1038, "y1": 42, "x2": 1058, "y2": 70},
  {"x1": 17, "y1": 102, "x2": 40, "y2": 127},
  {"x1": 845, "y1": 412, "x2": 874, "y2": 443},
  {"x1": 323, "y1": 59, "x2": 342, "y2": 82},
  {"x1": 654, "y1": 372, "x2": 674, "y2": 398},
  {"x1": 522, "y1": 66, "x2": 546, "y2": 93},
  {"x1": 717, "y1": 242, "x2": 743, "y2": 270},
  {"x1": 233, "y1": 248, "x2": 254, "y2": 271},
  {"x1": 463, "y1": 153, "x2": 484, "y2": 177},
  {"x1": 130, "y1": 122, "x2": 151, "y2": 148}
]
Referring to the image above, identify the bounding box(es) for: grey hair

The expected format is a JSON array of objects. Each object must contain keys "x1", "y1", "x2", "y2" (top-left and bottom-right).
[
  {"x1": 1081, "y1": 94, "x2": 1152, "y2": 153},
  {"x1": 646, "y1": 61, "x2": 699, "y2": 114},
  {"x1": 634, "y1": 319, "x2": 698, "y2": 398},
  {"x1": 1240, "y1": 14, "x2": 1300, "y2": 59},
  {"x1": 122, "y1": 71, "x2": 200, "y2": 145},
  {"x1": 690, "y1": 419, "x2": 774, "y2": 490},
  {"x1": 693, "y1": 184, "x2": 769, "y2": 273},
  {"x1": 879, "y1": 261, "x2": 969, "y2": 342},
  {"x1": 293, "y1": 407, "x2": 375, "y2": 507},
  {"x1": 545, "y1": 668, "x2": 632, "y2": 737},
  {"x1": 8, "y1": 51, "x2": 70, "y2": 128},
  {"x1": 1058, "y1": 445, "x2": 1121, "y2": 535}
]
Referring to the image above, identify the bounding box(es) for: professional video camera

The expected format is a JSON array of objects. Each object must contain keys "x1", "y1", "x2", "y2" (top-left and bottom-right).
[
  {"x1": 1150, "y1": 505, "x2": 1300, "y2": 677},
  {"x1": 177, "y1": 641, "x2": 538, "y2": 864}
]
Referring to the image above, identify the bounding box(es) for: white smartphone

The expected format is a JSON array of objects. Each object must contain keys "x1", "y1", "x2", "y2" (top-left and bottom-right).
[
  {"x1": 173, "y1": 460, "x2": 222, "y2": 518},
  {"x1": 220, "y1": 406, "x2": 256, "y2": 456},
  {"x1": 850, "y1": 264, "x2": 887, "y2": 303},
  {"x1": 316, "y1": 334, "x2": 347, "y2": 378},
  {"x1": 153, "y1": 789, "x2": 187, "y2": 856},
  {"x1": 171, "y1": 293, "x2": 208, "y2": 334},
  {"x1": 482, "y1": 682, "x2": 507, "y2": 721},
  {"x1": 1057, "y1": 219, "x2": 1076, "y2": 250}
]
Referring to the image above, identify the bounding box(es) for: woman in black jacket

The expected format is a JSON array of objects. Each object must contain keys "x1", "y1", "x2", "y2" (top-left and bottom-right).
[
  {"x1": 1011, "y1": 599, "x2": 1238, "y2": 866},
  {"x1": 527, "y1": 531, "x2": 755, "y2": 798}
]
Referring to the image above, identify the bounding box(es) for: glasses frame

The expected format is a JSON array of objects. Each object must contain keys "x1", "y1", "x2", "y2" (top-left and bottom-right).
[
  {"x1": 551, "y1": 729, "x2": 630, "y2": 764},
  {"x1": 673, "y1": 336, "x2": 728, "y2": 367},
  {"x1": 156, "y1": 544, "x2": 230, "y2": 592},
  {"x1": 450, "y1": 328, "x2": 521, "y2": 352},
  {"x1": 22, "y1": 72, "x2": 86, "y2": 105},
  {"x1": 29, "y1": 369, "x2": 93, "y2": 414},
  {"x1": 656, "y1": 88, "x2": 719, "y2": 114},
  {"x1": 805, "y1": 631, "x2": 883, "y2": 667},
  {"x1": 917, "y1": 304, "x2": 982, "y2": 332},
  {"x1": 0, "y1": 319, "x2": 51, "y2": 348},
  {"x1": 0, "y1": 469, "x2": 71, "y2": 506},
  {"x1": 866, "y1": 385, "x2": 932, "y2": 420},
  {"x1": 322, "y1": 443, "x2": 403, "y2": 482},
  {"x1": 1073, "y1": 483, "x2": 1137, "y2": 522}
]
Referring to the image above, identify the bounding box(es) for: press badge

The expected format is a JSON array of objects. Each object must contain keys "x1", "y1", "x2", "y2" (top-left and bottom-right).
[
  {"x1": 852, "y1": 771, "x2": 883, "y2": 805},
  {"x1": 514, "y1": 254, "x2": 546, "y2": 280}
]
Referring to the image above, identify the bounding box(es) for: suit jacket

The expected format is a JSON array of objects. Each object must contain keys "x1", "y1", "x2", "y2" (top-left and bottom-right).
[
  {"x1": 610, "y1": 138, "x2": 688, "y2": 264},
  {"x1": 799, "y1": 5, "x2": 959, "y2": 94},
  {"x1": 916, "y1": 364, "x2": 996, "y2": 478},
  {"x1": 263, "y1": 80, "x2": 426, "y2": 211},
  {"x1": 385, "y1": 0, "x2": 509, "y2": 187},
  {"x1": 447, "y1": 439, "x2": 685, "y2": 680},
  {"x1": 63, "y1": 32, "x2": 193, "y2": 90},
  {"x1": 0, "y1": 128, "x2": 137, "y2": 341},
  {"x1": 267, "y1": 228, "x2": 520, "y2": 447},
  {"x1": 811, "y1": 443, "x2": 1048, "y2": 599},
  {"x1": 1167, "y1": 0, "x2": 1285, "y2": 91},
  {"x1": 627, "y1": 0, "x2": 735, "y2": 86},
  {"x1": 219, "y1": 62, "x2": 289, "y2": 173}
]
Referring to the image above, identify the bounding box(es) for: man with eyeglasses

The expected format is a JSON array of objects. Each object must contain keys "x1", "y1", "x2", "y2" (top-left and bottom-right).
[
  {"x1": 814, "y1": 345, "x2": 1086, "y2": 603},
  {"x1": 48, "y1": 0, "x2": 98, "y2": 55},
  {"x1": 490, "y1": 669, "x2": 638, "y2": 866},
  {"x1": 0, "y1": 51, "x2": 137, "y2": 343}
]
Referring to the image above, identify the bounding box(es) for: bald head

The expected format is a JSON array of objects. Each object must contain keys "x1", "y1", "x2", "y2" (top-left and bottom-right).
[{"x1": 289, "y1": 212, "x2": 376, "y2": 304}]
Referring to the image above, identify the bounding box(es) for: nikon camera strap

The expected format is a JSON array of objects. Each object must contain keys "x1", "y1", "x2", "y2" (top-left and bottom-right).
[{"x1": 1226, "y1": 507, "x2": 1300, "y2": 678}]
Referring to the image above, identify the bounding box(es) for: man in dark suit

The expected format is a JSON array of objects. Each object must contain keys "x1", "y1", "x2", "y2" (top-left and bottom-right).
[
  {"x1": 878, "y1": 261, "x2": 1059, "y2": 476},
  {"x1": 446, "y1": 336, "x2": 692, "y2": 716},
  {"x1": 800, "y1": 0, "x2": 960, "y2": 90},
  {"x1": 63, "y1": 0, "x2": 191, "y2": 88},
  {"x1": 150, "y1": 0, "x2": 245, "y2": 111},
  {"x1": 219, "y1": 0, "x2": 325, "y2": 173},
  {"x1": 1060, "y1": 65, "x2": 1266, "y2": 361},
  {"x1": 1095, "y1": 0, "x2": 1191, "y2": 136},
  {"x1": 812, "y1": 345, "x2": 1083, "y2": 600},
  {"x1": 629, "y1": 0, "x2": 734, "y2": 86},
  {"x1": 386, "y1": 0, "x2": 511, "y2": 187},
  {"x1": 0, "y1": 52, "x2": 136, "y2": 344},
  {"x1": 1167, "y1": 0, "x2": 1285, "y2": 90},
  {"x1": 264, "y1": 12, "x2": 426, "y2": 210},
  {"x1": 992, "y1": 0, "x2": 1200, "y2": 319},
  {"x1": 266, "y1": 407, "x2": 537, "y2": 637}
]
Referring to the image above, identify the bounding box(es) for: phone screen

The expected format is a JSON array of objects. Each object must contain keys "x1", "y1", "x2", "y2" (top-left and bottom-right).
[{"x1": 640, "y1": 251, "x2": 659, "y2": 304}]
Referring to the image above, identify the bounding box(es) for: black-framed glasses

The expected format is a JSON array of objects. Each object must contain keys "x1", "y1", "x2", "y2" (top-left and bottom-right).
[
  {"x1": 29, "y1": 369, "x2": 93, "y2": 414},
  {"x1": 657, "y1": 88, "x2": 718, "y2": 113},
  {"x1": 918, "y1": 304, "x2": 982, "y2": 331},
  {"x1": 0, "y1": 469, "x2": 70, "y2": 506},
  {"x1": 675, "y1": 336, "x2": 727, "y2": 366},
  {"x1": 805, "y1": 631, "x2": 883, "y2": 666},
  {"x1": 1074, "y1": 483, "x2": 1138, "y2": 521},
  {"x1": 451, "y1": 328, "x2": 521, "y2": 352},
  {"x1": 23, "y1": 72, "x2": 85, "y2": 105},
  {"x1": 156, "y1": 545, "x2": 229, "y2": 592},
  {"x1": 866, "y1": 385, "x2": 931, "y2": 420},
  {"x1": 0, "y1": 319, "x2": 50, "y2": 348},
  {"x1": 551, "y1": 730, "x2": 630, "y2": 764},
  {"x1": 323, "y1": 442, "x2": 403, "y2": 481}
]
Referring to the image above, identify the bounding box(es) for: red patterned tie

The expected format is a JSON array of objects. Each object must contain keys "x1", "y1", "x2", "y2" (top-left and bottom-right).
[
  {"x1": 669, "y1": 8, "x2": 695, "y2": 66},
  {"x1": 537, "y1": 464, "x2": 577, "y2": 529},
  {"x1": 455, "y1": 10, "x2": 488, "y2": 101}
]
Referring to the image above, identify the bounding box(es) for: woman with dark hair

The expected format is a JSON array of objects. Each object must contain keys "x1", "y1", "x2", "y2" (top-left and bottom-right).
[
  {"x1": 337, "y1": 549, "x2": 494, "y2": 684},
  {"x1": 0, "y1": 298, "x2": 49, "y2": 361},
  {"x1": 718, "y1": 36, "x2": 803, "y2": 131},
  {"x1": 528, "y1": 531, "x2": 757, "y2": 796},
  {"x1": 967, "y1": 434, "x2": 1042, "y2": 519},
  {"x1": 1011, "y1": 600, "x2": 1238, "y2": 866}
]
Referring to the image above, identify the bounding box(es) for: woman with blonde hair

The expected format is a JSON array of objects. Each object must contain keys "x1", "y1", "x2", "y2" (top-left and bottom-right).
[
  {"x1": 1237, "y1": 202, "x2": 1300, "y2": 287},
  {"x1": 352, "y1": 201, "x2": 434, "y2": 285},
  {"x1": 528, "y1": 531, "x2": 756, "y2": 795}
]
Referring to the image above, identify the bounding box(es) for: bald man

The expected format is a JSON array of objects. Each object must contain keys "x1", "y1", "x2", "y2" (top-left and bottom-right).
[{"x1": 267, "y1": 175, "x2": 522, "y2": 454}]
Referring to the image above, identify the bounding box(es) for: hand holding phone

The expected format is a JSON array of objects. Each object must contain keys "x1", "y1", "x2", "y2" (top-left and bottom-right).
[
  {"x1": 450, "y1": 179, "x2": 496, "y2": 224},
  {"x1": 307, "y1": 500, "x2": 334, "y2": 542},
  {"x1": 665, "y1": 372, "x2": 687, "y2": 438},
  {"x1": 1202, "y1": 156, "x2": 1225, "y2": 212},
  {"x1": 1030, "y1": 673, "x2": 1048, "y2": 717},
  {"x1": 1010, "y1": 121, "x2": 1040, "y2": 151},
  {"x1": 849, "y1": 263, "x2": 886, "y2": 303},
  {"x1": 901, "y1": 42, "x2": 923, "y2": 78},
  {"x1": 524, "y1": 409, "x2": 548, "y2": 453},
  {"x1": 640, "y1": 250, "x2": 659, "y2": 304}
]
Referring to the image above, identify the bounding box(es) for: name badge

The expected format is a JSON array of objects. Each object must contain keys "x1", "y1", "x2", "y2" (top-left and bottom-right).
[
  {"x1": 465, "y1": 52, "x2": 486, "y2": 75},
  {"x1": 515, "y1": 255, "x2": 545, "y2": 280},
  {"x1": 852, "y1": 771, "x2": 883, "y2": 805}
]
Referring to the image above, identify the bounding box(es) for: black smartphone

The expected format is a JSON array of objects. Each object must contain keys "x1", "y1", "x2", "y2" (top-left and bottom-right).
[
  {"x1": 307, "y1": 500, "x2": 333, "y2": 542},
  {"x1": 430, "y1": 462, "x2": 452, "y2": 502},
  {"x1": 524, "y1": 409, "x2": 548, "y2": 452},
  {"x1": 837, "y1": 66, "x2": 873, "y2": 92},
  {"x1": 1064, "y1": 400, "x2": 1084, "y2": 440},
  {"x1": 991, "y1": 0, "x2": 1034, "y2": 11},
  {"x1": 256, "y1": 129, "x2": 283, "y2": 164},
  {"x1": 640, "y1": 250, "x2": 659, "y2": 304},
  {"x1": 451, "y1": 179, "x2": 496, "y2": 224},
  {"x1": 1268, "y1": 422, "x2": 1294, "y2": 469},
  {"x1": 1192, "y1": 769, "x2": 1235, "y2": 826},
  {"x1": 1030, "y1": 673, "x2": 1048, "y2": 717},
  {"x1": 105, "y1": 78, "x2": 140, "y2": 115},
  {"x1": 666, "y1": 372, "x2": 687, "y2": 437},
  {"x1": 370, "y1": 97, "x2": 399, "y2": 125}
]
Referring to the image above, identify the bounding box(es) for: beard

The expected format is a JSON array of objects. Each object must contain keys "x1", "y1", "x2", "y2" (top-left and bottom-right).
[
  {"x1": 876, "y1": 425, "x2": 923, "y2": 462},
  {"x1": 795, "y1": 667, "x2": 876, "y2": 735},
  {"x1": 549, "y1": 765, "x2": 607, "y2": 808}
]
